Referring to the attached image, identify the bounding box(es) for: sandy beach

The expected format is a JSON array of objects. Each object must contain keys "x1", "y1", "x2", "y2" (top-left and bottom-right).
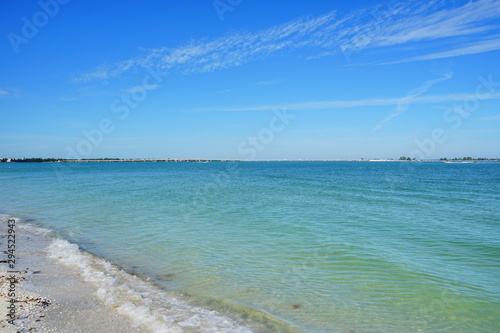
[
  {"x1": 0, "y1": 216, "x2": 281, "y2": 333},
  {"x1": 0, "y1": 218, "x2": 143, "y2": 333}
]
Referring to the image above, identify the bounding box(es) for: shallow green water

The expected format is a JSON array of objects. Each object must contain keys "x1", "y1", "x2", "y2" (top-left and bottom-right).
[{"x1": 1, "y1": 161, "x2": 499, "y2": 332}]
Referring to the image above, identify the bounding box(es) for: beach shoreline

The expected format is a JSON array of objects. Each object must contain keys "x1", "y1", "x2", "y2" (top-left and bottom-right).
[
  {"x1": 0, "y1": 215, "x2": 298, "y2": 333},
  {"x1": 0, "y1": 217, "x2": 143, "y2": 333}
]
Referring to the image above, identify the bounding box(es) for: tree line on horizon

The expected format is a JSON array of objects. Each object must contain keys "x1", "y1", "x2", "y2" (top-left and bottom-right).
[{"x1": 2, "y1": 157, "x2": 500, "y2": 163}]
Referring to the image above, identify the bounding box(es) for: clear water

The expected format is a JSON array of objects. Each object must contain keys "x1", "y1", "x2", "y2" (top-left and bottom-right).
[{"x1": 0, "y1": 161, "x2": 499, "y2": 332}]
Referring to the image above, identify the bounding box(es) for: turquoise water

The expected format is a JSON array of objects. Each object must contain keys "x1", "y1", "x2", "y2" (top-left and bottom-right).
[{"x1": 1, "y1": 161, "x2": 499, "y2": 332}]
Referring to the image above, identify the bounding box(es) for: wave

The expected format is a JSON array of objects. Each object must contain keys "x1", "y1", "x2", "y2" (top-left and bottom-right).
[{"x1": 4, "y1": 215, "x2": 299, "y2": 333}]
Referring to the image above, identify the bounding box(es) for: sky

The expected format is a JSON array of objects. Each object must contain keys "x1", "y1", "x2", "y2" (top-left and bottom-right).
[{"x1": 1, "y1": 0, "x2": 500, "y2": 160}]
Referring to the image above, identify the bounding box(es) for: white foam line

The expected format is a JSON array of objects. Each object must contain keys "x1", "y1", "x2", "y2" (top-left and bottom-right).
[{"x1": 46, "y1": 238, "x2": 254, "y2": 333}]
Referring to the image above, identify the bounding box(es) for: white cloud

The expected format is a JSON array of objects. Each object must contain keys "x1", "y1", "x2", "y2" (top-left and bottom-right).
[
  {"x1": 0, "y1": 89, "x2": 21, "y2": 98},
  {"x1": 373, "y1": 0, "x2": 500, "y2": 46},
  {"x1": 255, "y1": 79, "x2": 282, "y2": 86},
  {"x1": 479, "y1": 114, "x2": 500, "y2": 121},
  {"x1": 124, "y1": 84, "x2": 161, "y2": 93},
  {"x1": 373, "y1": 72, "x2": 453, "y2": 130},
  {"x1": 73, "y1": 0, "x2": 500, "y2": 83},
  {"x1": 382, "y1": 36, "x2": 500, "y2": 64},
  {"x1": 191, "y1": 91, "x2": 500, "y2": 113},
  {"x1": 73, "y1": 11, "x2": 339, "y2": 82}
]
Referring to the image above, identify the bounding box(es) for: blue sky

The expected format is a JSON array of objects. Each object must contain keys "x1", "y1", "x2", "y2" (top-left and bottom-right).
[{"x1": 1, "y1": 0, "x2": 500, "y2": 159}]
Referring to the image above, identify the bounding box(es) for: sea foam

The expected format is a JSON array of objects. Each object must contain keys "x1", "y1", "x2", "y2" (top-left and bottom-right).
[{"x1": 46, "y1": 238, "x2": 255, "y2": 333}]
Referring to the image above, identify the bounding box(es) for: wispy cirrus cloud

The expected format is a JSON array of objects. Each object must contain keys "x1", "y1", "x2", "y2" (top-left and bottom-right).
[
  {"x1": 381, "y1": 36, "x2": 500, "y2": 64},
  {"x1": 373, "y1": 72, "x2": 453, "y2": 130},
  {"x1": 72, "y1": 11, "x2": 339, "y2": 82},
  {"x1": 479, "y1": 114, "x2": 500, "y2": 121},
  {"x1": 373, "y1": 0, "x2": 500, "y2": 46},
  {"x1": 189, "y1": 91, "x2": 500, "y2": 113},
  {"x1": 73, "y1": 0, "x2": 500, "y2": 83},
  {"x1": 0, "y1": 88, "x2": 21, "y2": 98},
  {"x1": 124, "y1": 84, "x2": 161, "y2": 94},
  {"x1": 255, "y1": 79, "x2": 283, "y2": 86}
]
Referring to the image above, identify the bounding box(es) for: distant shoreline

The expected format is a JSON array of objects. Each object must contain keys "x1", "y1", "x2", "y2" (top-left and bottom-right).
[{"x1": 2, "y1": 158, "x2": 499, "y2": 163}]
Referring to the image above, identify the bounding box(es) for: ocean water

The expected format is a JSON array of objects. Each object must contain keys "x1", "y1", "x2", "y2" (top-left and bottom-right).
[{"x1": 0, "y1": 161, "x2": 499, "y2": 332}]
